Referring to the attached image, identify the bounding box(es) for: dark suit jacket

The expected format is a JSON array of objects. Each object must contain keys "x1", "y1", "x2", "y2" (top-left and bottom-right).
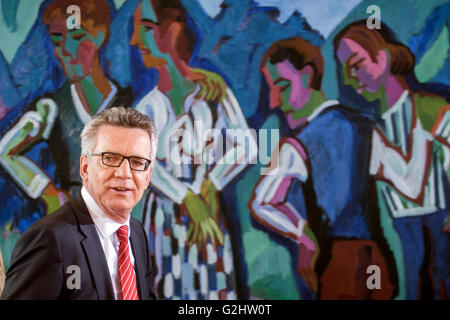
[{"x1": 1, "y1": 193, "x2": 156, "y2": 300}]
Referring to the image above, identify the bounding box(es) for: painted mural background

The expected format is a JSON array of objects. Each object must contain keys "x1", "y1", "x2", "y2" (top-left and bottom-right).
[{"x1": 0, "y1": 0, "x2": 449, "y2": 299}]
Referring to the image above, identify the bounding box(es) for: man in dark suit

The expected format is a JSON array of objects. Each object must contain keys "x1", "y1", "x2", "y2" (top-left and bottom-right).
[{"x1": 1, "y1": 107, "x2": 157, "y2": 300}]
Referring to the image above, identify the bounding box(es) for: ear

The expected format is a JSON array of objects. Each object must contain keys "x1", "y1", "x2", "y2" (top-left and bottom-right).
[
  {"x1": 300, "y1": 64, "x2": 314, "y2": 88},
  {"x1": 80, "y1": 155, "x2": 89, "y2": 183}
]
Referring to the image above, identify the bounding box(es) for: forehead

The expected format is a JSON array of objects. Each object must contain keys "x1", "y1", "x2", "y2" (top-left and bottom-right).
[
  {"x1": 141, "y1": 0, "x2": 157, "y2": 21},
  {"x1": 264, "y1": 61, "x2": 280, "y2": 80},
  {"x1": 95, "y1": 125, "x2": 151, "y2": 156},
  {"x1": 265, "y1": 60, "x2": 304, "y2": 81},
  {"x1": 48, "y1": 16, "x2": 67, "y2": 34},
  {"x1": 337, "y1": 38, "x2": 369, "y2": 61}
]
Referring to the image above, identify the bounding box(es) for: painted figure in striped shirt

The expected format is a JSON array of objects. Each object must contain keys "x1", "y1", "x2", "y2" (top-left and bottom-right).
[
  {"x1": 334, "y1": 21, "x2": 450, "y2": 299},
  {"x1": 250, "y1": 36, "x2": 397, "y2": 299}
]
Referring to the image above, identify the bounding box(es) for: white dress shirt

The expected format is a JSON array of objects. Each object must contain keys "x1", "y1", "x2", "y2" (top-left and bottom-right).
[{"x1": 81, "y1": 186, "x2": 136, "y2": 300}]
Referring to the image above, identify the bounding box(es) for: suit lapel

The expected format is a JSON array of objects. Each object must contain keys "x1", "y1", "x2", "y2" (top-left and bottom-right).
[
  {"x1": 130, "y1": 219, "x2": 146, "y2": 299},
  {"x1": 70, "y1": 193, "x2": 115, "y2": 300}
]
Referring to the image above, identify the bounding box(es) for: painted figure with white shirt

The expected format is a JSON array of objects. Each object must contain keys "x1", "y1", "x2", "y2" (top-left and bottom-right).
[
  {"x1": 129, "y1": 0, "x2": 257, "y2": 299},
  {"x1": 0, "y1": 0, "x2": 132, "y2": 216},
  {"x1": 250, "y1": 36, "x2": 397, "y2": 299},
  {"x1": 334, "y1": 21, "x2": 450, "y2": 299},
  {"x1": 1, "y1": 107, "x2": 157, "y2": 299}
]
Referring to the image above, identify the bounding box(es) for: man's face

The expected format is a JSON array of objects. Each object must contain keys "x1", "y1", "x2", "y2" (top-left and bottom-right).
[
  {"x1": 262, "y1": 60, "x2": 314, "y2": 123},
  {"x1": 336, "y1": 37, "x2": 389, "y2": 100},
  {"x1": 130, "y1": 1, "x2": 170, "y2": 68},
  {"x1": 48, "y1": 17, "x2": 106, "y2": 80},
  {"x1": 80, "y1": 125, "x2": 153, "y2": 223}
]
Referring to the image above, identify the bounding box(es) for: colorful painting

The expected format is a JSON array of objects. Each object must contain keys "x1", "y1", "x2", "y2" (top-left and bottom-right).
[{"x1": 0, "y1": 0, "x2": 449, "y2": 299}]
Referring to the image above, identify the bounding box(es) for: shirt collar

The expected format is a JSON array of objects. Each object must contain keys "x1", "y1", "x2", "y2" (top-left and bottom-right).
[
  {"x1": 307, "y1": 99, "x2": 340, "y2": 121},
  {"x1": 382, "y1": 90, "x2": 410, "y2": 119},
  {"x1": 71, "y1": 81, "x2": 118, "y2": 125},
  {"x1": 81, "y1": 186, "x2": 130, "y2": 239}
]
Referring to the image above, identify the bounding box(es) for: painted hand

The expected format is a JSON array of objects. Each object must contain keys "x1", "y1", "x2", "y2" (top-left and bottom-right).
[
  {"x1": 41, "y1": 182, "x2": 69, "y2": 215},
  {"x1": 297, "y1": 223, "x2": 320, "y2": 293},
  {"x1": 2, "y1": 99, "x2": 57, "y2": 157},
  {"x1": 183, "y1": 179, "x2": 224, "y2": 250},
  {"x1": 188, "y1": 68, "x2": 226, "y2": 103}
]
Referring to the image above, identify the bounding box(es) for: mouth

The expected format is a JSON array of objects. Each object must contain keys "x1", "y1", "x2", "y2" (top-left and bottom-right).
[
  {"x1": 140, "y1": 47, "x2": 151, "y2": 55},
  {"x1": 110, "y1": 187, "x2": 133, "y2": 193},
  {"x1": 356, "y1": 84, "x2": 367, "y2": 94}
]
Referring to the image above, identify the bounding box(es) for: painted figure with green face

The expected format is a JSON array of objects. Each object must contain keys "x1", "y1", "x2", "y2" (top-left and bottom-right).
[
  {"x1": 0, "y1": 0, "x2": 131, "y2": 222},
  {"x1": 127, "y1": 0, "x2": 258, "y2": 300},
  {"x1": 334, "y1": 21, "x2": 450, "y2": 300},
  {"x1": 251, "y1": 36, "x2": 399, "y2": 299},
  {"x1": 252, "y1": 37, "x2": 329, "y2": 297},
  {"x1": 130, "y1": 0, "x2": 227, "y2": 114},
  {"x1": 44, "y1": 0, "x2": 115, "y2": 115},
  {"x1": 261, "y1": 37, "x2": 326, "y2": 129}
]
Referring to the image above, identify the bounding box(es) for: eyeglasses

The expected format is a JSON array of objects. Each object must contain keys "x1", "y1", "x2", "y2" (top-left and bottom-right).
[{"x1": 91, "y1": 152, "x2": 151, "y2": 171}]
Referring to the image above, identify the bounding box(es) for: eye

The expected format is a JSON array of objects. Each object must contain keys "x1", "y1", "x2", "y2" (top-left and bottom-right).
[
  {"x1": 274, "y1": 79, "x2": 291, "y2": 92},
  {"x1": 104, "y1": 153, "x2": 121, "y2": 163},
  {"x1": 133, "y1": 157, "x2": 147, "y2": 166},
  {"x1": 71, "y1": 33, "x2": 87, "y2": 41},
  {"x1": 349, "y1": 57, "x2": 365, "y2": 72},
  {"x1": 142, "y1": 25, "x2": 153, "y2": 32},
  {"x1": 50, "y1": 34, "x2": 62, "y2": 46}
]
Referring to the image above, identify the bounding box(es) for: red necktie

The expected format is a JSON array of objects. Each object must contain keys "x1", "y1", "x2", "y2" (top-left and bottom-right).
[{"x1": 116, "y1": 225, "x2": 139, "y2": 300}]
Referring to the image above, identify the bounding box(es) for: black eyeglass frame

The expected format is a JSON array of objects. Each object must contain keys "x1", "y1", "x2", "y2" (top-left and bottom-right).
[{"x1": 91, "y1": 152, "x2": 152, "y2": 171}]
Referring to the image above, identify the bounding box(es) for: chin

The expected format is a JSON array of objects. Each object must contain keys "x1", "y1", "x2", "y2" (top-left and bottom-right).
[
  {"x1": 104, "y1": 200, "x2": 135, "y2": 215},
  {"x1": 68, "y1": 74, "x2": 87, "y2": 82}
]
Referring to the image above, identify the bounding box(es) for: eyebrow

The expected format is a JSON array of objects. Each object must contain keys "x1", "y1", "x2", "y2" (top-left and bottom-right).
[
  {"x1": 68, "y1": 28, "x2": 87, "y2": 34},
  {"x1": 348, "y1": 57, "x2": 365, "y2": 68},
  {"x1": 140, "y1": 18, "x2": 158, "y2": 25},
  {"x1": 274, "y1": 77, "x2": 290, "y2": 85}
]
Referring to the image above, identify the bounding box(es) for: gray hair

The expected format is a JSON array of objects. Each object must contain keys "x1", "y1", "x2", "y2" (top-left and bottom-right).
[{"x1": 80, "y1": 107, "x2": 158, "y2": 165}]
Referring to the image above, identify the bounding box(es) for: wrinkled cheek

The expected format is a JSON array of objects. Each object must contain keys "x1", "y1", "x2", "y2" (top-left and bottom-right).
[{"x1": 77, "y1": 41, "x2": 97, "y2": 75}]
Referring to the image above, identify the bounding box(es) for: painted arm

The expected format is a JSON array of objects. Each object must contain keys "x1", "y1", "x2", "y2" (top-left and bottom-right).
[
  {"x1": 134, "y1": 91, "x2": 189, "y2": 204},
  {"x1": 0, "y1": 99, "x2": 68, "y2": 213},
  {"x1": 208, "y1": 87, "x2": 258, "y2": 190},
  {"x1": 0, "y1": 99, "x2": 57, "y2": 198},
  {"x1": 432, "y1": 106, "x2": 450, "y2": 170},
  {"x1": 250, "y1": 137, "x2": 319, "y2": 292},
  {"x1": 370, "y1": 123, "x2": 434, "y2": 202},
  {"x1": 250, "y1": 138, "x2": 309, "y2": 241},
  {"x1": 431, "y1": 106, "x2": 450, "y2": 231}
]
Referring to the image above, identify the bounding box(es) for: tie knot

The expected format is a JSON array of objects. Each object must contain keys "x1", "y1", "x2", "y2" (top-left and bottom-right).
[{"x1": 116, "y1": 225, "x2": 129, "y2": 243}]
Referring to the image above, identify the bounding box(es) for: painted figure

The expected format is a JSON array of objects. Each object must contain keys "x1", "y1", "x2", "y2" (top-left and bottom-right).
[
  {"x1": 131, "y1": 0, "x2": 257, "y2": 299},
  {"x1": 0, "y1": 0, "x2": 132, "y2": 218},
  {"x1": 334, "y1": 21, "x2": 450, "y2": 299},
  {"x1": 250, "y1": 36, "x2": 397, "y2": 299}
]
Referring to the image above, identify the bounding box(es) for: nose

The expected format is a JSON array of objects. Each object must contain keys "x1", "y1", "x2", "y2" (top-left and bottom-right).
[
  {"x1": 60, "y1": 35, "x2": 73, "y2": 58},
  {"x1": 269, "y1": 87, "x2": 282, "y2": 109},
  {"x1": 114, "y1": 158, "x2": 133, "y2": 179}
]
